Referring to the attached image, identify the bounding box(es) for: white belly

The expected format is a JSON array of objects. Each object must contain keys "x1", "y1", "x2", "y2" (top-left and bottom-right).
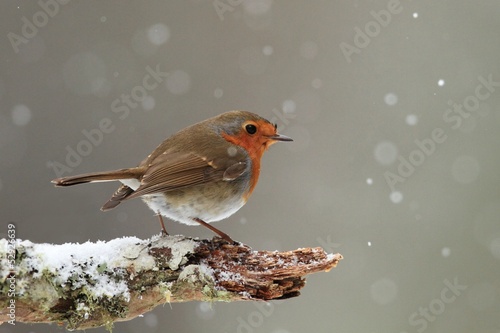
[{"x1": 141, "y1": 193, "x2": 246, "y2": 226}]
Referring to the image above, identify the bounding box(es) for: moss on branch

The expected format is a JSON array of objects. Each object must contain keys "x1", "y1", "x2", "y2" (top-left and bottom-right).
[{"x1": 0, "y1": 235, "x2": 342, "y2": 330}]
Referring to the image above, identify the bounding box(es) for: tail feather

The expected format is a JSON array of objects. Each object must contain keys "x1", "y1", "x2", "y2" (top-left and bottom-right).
[
  {"x1": 52, "y1": 168, "x2": 142, "y2": 187},
  {"x1": 101, "y1": 185, "x2": 135, "y2": 211}
]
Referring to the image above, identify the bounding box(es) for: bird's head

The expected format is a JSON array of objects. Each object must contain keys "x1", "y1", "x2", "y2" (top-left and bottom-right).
[{"x1": 216, "y1": 111, "x2": 293, "y2": 158}]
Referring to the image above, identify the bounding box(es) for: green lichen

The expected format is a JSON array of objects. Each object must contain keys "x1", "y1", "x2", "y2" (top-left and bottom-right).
[{"x1": 63, "y1": 288, "x2": 129, "y2": 331}]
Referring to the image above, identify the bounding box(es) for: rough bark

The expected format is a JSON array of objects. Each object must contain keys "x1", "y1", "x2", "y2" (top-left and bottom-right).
[{"x1": 0, "y1": 235, "x2": 342, "y2": 331}]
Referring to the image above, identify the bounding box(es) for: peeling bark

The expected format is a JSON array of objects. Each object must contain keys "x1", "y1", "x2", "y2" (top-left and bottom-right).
[{"x1": 0, "y1": 236, "x2": 342, "y2": 331}]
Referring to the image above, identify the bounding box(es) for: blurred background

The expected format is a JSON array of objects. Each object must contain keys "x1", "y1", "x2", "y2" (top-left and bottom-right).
[{"x1": 1, "y1": 1, "x2": 500, "y2": 332}]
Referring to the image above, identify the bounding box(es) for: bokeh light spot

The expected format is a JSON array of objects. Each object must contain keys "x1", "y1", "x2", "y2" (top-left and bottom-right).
[
  {"x1": 374, "y1": 141, "x2": 398, "y2": 165},
  {"x1": 390, "y1": 191, "x2": 403, "y2": 204},
  {"x1": 147, "y1": 23, "x2": 170, "y2": 46},
  {"x1": 11, "y1": 104, "x2": 32, "y2": 126},
  {"x1": 384, "y1": 93, "x2": 398, "y2": 106}
]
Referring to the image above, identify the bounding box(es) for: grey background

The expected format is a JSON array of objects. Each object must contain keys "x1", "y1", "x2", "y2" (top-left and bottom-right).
[{"x1": 1, "y1": 1, "x2": 500, "y2": 332}]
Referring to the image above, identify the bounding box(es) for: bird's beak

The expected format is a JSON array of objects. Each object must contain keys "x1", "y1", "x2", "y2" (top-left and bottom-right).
[{"x1": 267, "y1": 133, "x2": 293, "y2": 142}]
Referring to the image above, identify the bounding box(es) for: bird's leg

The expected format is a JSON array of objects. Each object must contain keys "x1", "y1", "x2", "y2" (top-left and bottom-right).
[
  {"x1": 193, "y1": 218, "x2": 234, "y2": 243},
  {"x1": 157, "y1": 213, "x2": 169, "y2": 236}
]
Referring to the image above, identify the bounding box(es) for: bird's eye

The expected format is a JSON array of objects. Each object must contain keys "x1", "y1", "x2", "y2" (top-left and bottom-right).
[{"x1": 245, "y1": 124, "x2": 257, "y2": 135}]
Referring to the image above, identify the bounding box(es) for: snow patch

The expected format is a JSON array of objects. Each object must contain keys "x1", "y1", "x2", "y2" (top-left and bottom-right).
[
  {"x1": 179, "y1": 264, "x2": 215, "y2": 284},
  {"x1": 5, "y1": 235, "x2": 197, "y2": 302}
]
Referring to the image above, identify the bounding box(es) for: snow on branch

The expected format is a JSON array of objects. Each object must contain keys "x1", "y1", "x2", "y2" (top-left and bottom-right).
[{"x1": 0, "y1": 235, "x2": 342, "y2": 331}]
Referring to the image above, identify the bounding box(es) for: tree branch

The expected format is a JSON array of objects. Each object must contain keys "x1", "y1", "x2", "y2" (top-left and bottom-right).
[{"x1": 0, "y1": 235, "x2": 342, "y2": 331}]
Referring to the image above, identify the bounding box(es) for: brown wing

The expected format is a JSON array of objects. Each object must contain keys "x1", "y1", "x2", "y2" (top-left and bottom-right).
[{"x1": 126, "y1": 151, "x2": 247, "y2": 199}]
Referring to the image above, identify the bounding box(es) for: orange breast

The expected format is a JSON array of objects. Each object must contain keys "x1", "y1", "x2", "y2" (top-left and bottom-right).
[{"x1": 221, "y1": 132, "x2": 264, "y2": 201}]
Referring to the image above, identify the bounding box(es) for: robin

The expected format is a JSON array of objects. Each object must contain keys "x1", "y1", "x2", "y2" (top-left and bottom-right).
[{"x1": 52, "y1": 111, "x2": 292, "y2": 242}]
